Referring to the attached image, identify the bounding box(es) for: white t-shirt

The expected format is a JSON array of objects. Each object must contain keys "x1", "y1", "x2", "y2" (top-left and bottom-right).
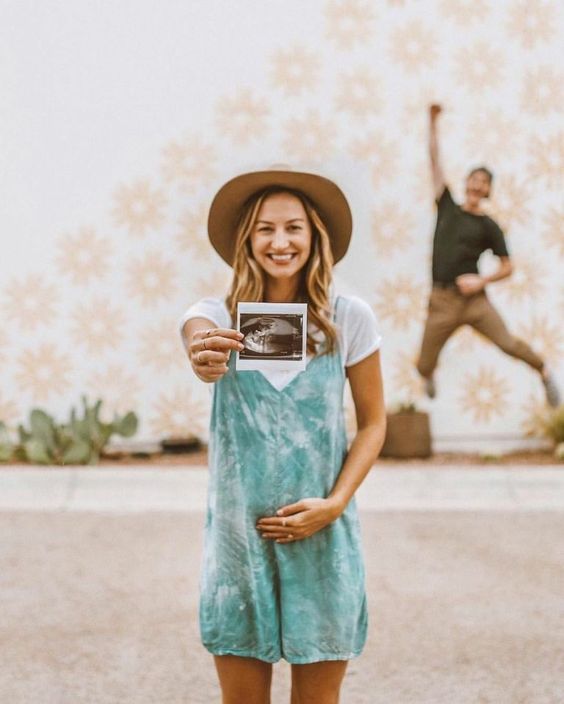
[{"x1": 179, "y1": 294, "x2": 382, "y2": 391}]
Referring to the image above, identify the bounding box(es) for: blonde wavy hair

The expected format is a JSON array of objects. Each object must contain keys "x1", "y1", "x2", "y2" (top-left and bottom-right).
[{"x1": 225, "y1": 187, "x2": 338, "y2": 355}]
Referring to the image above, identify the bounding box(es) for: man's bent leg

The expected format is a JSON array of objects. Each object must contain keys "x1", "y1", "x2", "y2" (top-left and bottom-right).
[
  {"x1": 464, "y1": 293, "x2": 544, "y2": 371},
  {"x1": 416, "y1": 288, "x2": 462, "y2": 379}
]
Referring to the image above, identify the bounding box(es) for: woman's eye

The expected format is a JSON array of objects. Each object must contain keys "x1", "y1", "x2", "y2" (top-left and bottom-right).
[{"x1": 289, "y1": 225, "x2": 301, "y2": 231}]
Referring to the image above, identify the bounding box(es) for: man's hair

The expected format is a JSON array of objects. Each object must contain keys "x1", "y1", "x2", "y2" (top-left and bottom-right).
[{"x1": 467, "y1": 166, "x2": 494, "y2": 184}]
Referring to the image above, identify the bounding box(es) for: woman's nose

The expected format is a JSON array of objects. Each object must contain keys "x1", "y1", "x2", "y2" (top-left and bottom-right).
[{"x1": 271, "y1": 227, "x2": 289, "y2": 249}]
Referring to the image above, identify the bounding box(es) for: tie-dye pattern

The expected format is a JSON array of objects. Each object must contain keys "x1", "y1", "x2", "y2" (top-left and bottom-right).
[{"x1": 200, "y1": 336, "x2": 368, "y2": 664}]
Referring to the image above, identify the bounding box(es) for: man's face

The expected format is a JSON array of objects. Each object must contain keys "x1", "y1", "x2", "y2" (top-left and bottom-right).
[{"x1": 465, "y1": 170, "x2": 492, "y2": 200}]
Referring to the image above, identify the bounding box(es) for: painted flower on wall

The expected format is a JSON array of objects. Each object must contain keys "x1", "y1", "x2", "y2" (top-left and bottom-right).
[
  {"x1": 16, "y1": 343, "x2": 73, "y2": 402},
  {"x1": 2, "y1": 274, "x2": 59, "y2": 332},
  {"x1": 281, "y1": 109, "x2": 338, "y2": 161},
  {"x1": 68, "y1": 297, "x2": 125, "y2": 354},
  {"x1": 521, "y1": 66, "x2": 564, "y2": 117},
  {"x1": 506, "y1": 0, "x2": 557, "y2": 50},
  {"x1": 453, "y1": 42, "x2": 504, "y2": 92},
  {"x1": 215, "y1": 88, "x2": 270, "y2": 145},
  {"x1": 139, "y1": 319, "x2": 185, "y2": 372},
  {"x1": 175, "y1": 204, "x2": 209, "y2": 257},
  {"x1": 517, "y1": 315, "x2": 564, "y2": 365},
  {"x1": 389, "y1": 21, "x2": 438, "y2": 73},
  {"x1": 371, "y1": 203, "x2": 414, "y2": 257},
  {"x1": 542, "y1": 206, "x2": 564, "y2": 258},
  {"x1": 458, "y1": 366, "x2": 510, "y2": 424},
  {"x1": 149, "y1": 386, "x2": 207, "y2": 437},
  {"x1": 125, "y1": 251, "x2": 179, "y2": 306},
  {"x1": 161, "y1": 134, "x2": 217, "y2": 193},
  {"x1": 439, "y1": 0, "x2": 490, "y2": 24},
  {"x1": 324, "y1": 0, "x2": 376, "y2": 50},
  {"x1": 111, "y1": 180, "x2": 167, "y2": 237},
  {"x1": 55, "y1": 227, "x2": 112, "y2": 285},
  {"x1": 269, "y1": 45, "x2": 320, "y2": 96},
  {"x1": 87, "y1": 365, "x2": 142, "y2": 420},
  {"x1": 373, "y1": 274, "x2": 426, "y2": 330},
  {"x1": 334, "y1": 67, "x2": 381, "y2": 120},
  {"x1": 529, "y1": 133, "x2": 564, "y2": 189},
  {"x1": 391, "y1": 349, "x2": 424, "y2": 400}
]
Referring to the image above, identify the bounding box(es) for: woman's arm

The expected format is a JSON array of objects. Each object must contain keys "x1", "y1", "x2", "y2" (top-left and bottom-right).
[
  {"x1": 328, "y1": 349, "x2": 386, "y2": 512},
  {"x1": 256, "y1": 349, "x2": 386, "y2": 543},
  {"x1": 182, "y1": 317, "x2": 244, "y2": 383}
]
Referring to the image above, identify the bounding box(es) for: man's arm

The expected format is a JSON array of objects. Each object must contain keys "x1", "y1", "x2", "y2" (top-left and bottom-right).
[
  {"x1": 429, "y1": 104, "x2": 446, "y2": 201},
  {"x1": 456, "y1": 257, "x2": 513, "y2": 296}
]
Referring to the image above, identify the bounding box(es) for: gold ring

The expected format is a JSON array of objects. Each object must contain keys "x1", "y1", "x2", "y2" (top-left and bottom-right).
[
  {"x1": 202, "y1": 338, "x2": 207, "y2": 350},
  {"x1": 282, "y1": 518, "x2": 286, "y2": 527},
  {"x1": 206, "y1": 329, "x2": 212, "y2": 337},
  {"x1": 197, "y1": 351, "x2": 203, "y2": 364}
]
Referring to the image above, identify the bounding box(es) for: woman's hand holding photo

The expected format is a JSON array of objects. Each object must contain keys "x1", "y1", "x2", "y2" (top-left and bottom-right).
[{"x1": 188, "y1": 327, "x2": 244, "y2": 383}]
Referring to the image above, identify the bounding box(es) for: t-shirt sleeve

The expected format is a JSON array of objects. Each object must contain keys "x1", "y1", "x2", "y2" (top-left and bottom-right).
[
  {"x1": 178, "y1": 297, "x2": 231, "y2": 347},
  {"x1": 484, "y1": 218, "x2": 509, "y2": 257},
  {"x1": 436, "y1": 185, "x2": 455, "y2": 210},
  {"x1": 338, "y1": 296, "x2": 383, "y2": 367}
]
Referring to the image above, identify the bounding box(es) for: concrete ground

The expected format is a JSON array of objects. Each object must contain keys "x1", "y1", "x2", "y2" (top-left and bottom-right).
[{"x1": 0, "y1": 466, "x2": 563, "y2": 704}]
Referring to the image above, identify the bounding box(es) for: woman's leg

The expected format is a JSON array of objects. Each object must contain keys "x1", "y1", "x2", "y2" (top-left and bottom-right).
[
  {"x1": 213, "y1": 655, "x2": 273, "y2": 704},
  {"x1": 290, "y1": 660, "x2": 348, "y2": 704}
]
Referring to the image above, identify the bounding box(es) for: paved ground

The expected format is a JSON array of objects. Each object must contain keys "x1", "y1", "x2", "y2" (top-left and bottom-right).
[{"x1": 1, "y1": 467, "x2": 563, "y2": 704}]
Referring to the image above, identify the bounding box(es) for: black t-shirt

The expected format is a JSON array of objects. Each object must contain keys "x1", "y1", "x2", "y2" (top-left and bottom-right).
[{"x1": 432, "y1": 187, "x2": 509, "y2": 283}]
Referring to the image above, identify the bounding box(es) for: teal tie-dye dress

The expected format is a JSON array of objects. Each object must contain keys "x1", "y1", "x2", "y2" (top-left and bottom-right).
[{"x1": 200, "y1": 313, "x2": 368, "y2": 664}]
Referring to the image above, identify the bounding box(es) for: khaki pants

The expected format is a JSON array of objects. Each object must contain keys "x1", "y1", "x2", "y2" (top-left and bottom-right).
[{"x1": 416, "y1": 287, "x2": 544, "y2": 379}]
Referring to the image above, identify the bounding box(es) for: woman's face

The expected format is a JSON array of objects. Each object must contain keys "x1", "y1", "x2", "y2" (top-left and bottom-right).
[{"x1": 250, "y1": 192, "x2": 312, "y2": 285}]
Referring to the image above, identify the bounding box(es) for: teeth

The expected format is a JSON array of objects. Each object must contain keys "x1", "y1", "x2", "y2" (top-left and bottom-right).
[{"x1": 269, "y1": 254, "x2": 294, "y2": 261}]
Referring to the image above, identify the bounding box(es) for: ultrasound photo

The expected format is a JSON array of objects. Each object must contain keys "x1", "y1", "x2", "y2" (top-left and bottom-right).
[{"x1": 236, "y1": 303, "x2": 307, "y2": 371}]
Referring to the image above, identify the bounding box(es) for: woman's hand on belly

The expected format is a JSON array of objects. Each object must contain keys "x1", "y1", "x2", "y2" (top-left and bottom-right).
[{"x1": 255, "y1": 498, "x2": 342, "y2": 544}]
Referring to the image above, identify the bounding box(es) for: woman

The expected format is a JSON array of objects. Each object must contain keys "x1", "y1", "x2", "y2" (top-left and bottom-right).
[{"x1": 180, "y1": 167, "x2": 386, "y2": 704}]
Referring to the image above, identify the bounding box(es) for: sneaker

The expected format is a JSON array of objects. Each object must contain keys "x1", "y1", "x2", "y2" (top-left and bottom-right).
[
  {"x1": 424, "y1": 376, "x2": 436, "y2": 399},
  {"x1": 542, "y1": 371, "x2": 561, "y2": 408}
]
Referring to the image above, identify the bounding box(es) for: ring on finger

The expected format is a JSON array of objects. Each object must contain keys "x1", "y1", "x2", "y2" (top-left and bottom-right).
[
  {"x1": 287, "y1": 534, "x2": 293, "y2": 540},
  {"x1": 202, "y1": 338, "x2": 207, "y2": 350},
  {"x1": 282, "y1": 518, "x2": 287, "y2": 527},
  {"x1": 197, "y1": 351, "x2": 204, "y2": 364}
]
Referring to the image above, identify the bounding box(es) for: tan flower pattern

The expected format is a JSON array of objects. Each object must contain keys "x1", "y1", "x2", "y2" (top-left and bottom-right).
[
  {"x1": 149, "y1": 387, "x2": 207, "y2": 438},
  {"x1": 389, "y1": 22, "x2": 438, "y2": 72},
  {"x1": 334, "y1": 67, "x2": 381, "y2": 119},
  {"x1": 440, "y1": 0, "x2": 490, "y2": 24},
  {"x1": 125, "y1": 251, "x2": 179, "y2": 306},
  {"x1": 15, "y1": 343, "x2": 73, "y2": 402},
  {"x1": 542, "y1": 205, "x2": 564, "y2": 258},
  {"x1": 281, "y1": 110, "x2": 338, "y2": 161},
  {"x1": 191, "y1": 268, "x2": 233, "y2": 302},
  {"x1": 373, "y1": 274, "x2": 426, "y2": 330},
  {"x1": 521, "y1": 67, "x2": 564, "y2": 117},
  {"x1": 269, "y1": 46, "x2": 321, "y2": 96},
  {"x1": 348, "y1": 130, "x2": 398, "y2": 186},
  {"x1": 520, "y1": 392, "x2": 552, "y2": 437},
  {"x1": 2, "y1": 274, "x2": 59, "y2": 332},
  {"x1": 215, "y1": 88, "x2": 269, "y2": 144},
  {"x1": 517, "y1": 315, "x2": 564, "y2": 365},
  {"x1": 371, "y1": 203, "x2": 414, "y2": 257},
  {"x1": 88, "y1": 365, "x2": 142, "y2": 420},
  {"x1": 175, "y1": 204, "x2": 209, "y2": 257},
  {"x1": 485, "y1": 175, "x2": 531, "y2": 230},
  {"x1": 324, "y1": 0, "x2": 376, "y2": 50},
  {"x1": 55, "y1": 227, "x2": 112, "y2": 285},
  {"x1": 68, "y1": 297, "x2": 125, "y2": 354},
  {"x1": 506, "y1": 0, "x2": 556, "y2": 50},
  {"x1": 448, "y1": 326, "x2": 492, "y2": 355},
  {"x1": 529, "y1": 133, "x2": 564, "y2": 188},
  {"x1": 453, "y1": 42, "x2": 504, "y2": 92},
  {"x1": 161, "y1": 134, "x2": 216, "y2": 193},
  {"x1": 464, "y1": 112, "x2": 521, "y2": 162},
  {"x1": 459, "y1": 366, "x2": 510, "y2": 424},
  {"x1": 496, "y1": 255, "x2": 546, "y2": 305},
  {"x1": 391, "y1": 349, "x2": 424, "y2": 400},
  {"x1": 111, "y1": 180, "x2": 166, "y2": 236},
  {"x1": 138, "y1": 319, "x2": 185, "y2": 372}
]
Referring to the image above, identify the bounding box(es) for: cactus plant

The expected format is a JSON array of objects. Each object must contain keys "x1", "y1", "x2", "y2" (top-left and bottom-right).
[{"x1": 1, "y1": 396, "x2": 139, "y2": 465}]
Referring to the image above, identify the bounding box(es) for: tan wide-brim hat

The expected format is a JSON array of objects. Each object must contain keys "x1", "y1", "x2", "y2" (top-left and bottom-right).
[{"x1": 207, "y1": 167, "x2": 353, "y2": 266}]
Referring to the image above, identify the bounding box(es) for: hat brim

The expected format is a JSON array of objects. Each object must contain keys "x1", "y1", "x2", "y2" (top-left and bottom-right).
[{"x1": 207, "y1": 169, "x2": 352, "y2": 266}]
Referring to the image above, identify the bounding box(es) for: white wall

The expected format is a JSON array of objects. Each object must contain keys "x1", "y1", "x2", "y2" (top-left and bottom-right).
[{"x1": 1, "y1": 0, "x2": 562, "y2": 450}]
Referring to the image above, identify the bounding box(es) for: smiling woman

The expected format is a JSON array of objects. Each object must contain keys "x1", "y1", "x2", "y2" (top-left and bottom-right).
[{"x1": 178, "y1": 166, "x2": 386, "y2": 704}]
